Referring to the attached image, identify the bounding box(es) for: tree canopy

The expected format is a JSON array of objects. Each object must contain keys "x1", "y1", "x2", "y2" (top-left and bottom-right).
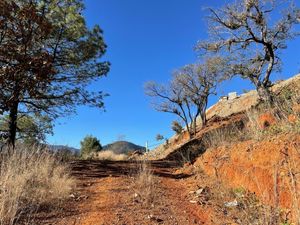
[
  {"x1": 0, "y1": 0, "x2": 110, "y2": 147},
  {"x1": 197, "y1": 0, "x2": 300, "y2": 103},
  {"x1": 0, "y1": 114, "x2": 53, "y2": 145},
  {"x1": 145, "y1": 58, "x2": 226, "y2": 138}
]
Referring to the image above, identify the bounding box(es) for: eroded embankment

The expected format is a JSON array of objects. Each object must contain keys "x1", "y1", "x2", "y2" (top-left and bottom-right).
[{"x1": 193, "y1": 134, "x2": 300, "y2": 220}]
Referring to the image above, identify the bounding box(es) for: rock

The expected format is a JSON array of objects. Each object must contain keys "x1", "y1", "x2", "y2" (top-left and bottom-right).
[
  {"x1": 224, "y1": 199, "x2": 238, "y2": 207},
  {"x1": 195, "y1": 186, "x2": 209, "y2": 196},
  {"x1": 195, "y1": 188, "x2": 204, "y2": 196},
  {"x1": 147, "y1": 214, "x2": 153, "y2": 219},
  {"x1": 189, "y1": 200, "x2": 198, "y2": 204}
]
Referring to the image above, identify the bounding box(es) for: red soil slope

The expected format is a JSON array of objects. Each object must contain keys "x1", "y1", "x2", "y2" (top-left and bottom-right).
[{"x1": 194, "y1": 135, "x2": 300, "y2": 210}]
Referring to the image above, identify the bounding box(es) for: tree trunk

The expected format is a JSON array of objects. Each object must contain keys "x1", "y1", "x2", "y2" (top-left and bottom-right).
[
  {"x1": 185, "y1": 122, "x2": 192, "y2": 140},
  {"x1": 192, "y1": 118, "x2": 197, "y2": 136},
  {"x1": 7, "y1": 101, "x2": 19, "y2": 148},
  {"x1": 201, "y1": 99, "x2": 208, "y2": 127},
  {"x1": 257, "y1": 84, "x2": 273, "y2": 105},
  {"x1": 201, "y1": 111, "x2": 207, "y2": 127}
]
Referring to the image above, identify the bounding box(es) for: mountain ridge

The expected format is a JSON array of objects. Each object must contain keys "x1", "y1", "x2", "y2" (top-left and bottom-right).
[{"x1": 103, "y1": 141, "x2": 146, "y2": 154}]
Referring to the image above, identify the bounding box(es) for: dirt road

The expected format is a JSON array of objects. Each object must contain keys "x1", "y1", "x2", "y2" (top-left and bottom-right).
[{"x1": 38, "y1": 160, "x2": 210, "y2": 225}]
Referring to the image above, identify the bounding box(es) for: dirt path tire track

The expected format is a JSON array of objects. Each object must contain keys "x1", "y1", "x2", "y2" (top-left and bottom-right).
[{"x1": 40, "y1": 160, "x2": 206, "y2": 225}]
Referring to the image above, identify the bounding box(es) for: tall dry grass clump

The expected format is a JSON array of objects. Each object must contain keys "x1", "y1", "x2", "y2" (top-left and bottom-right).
[
  {"x1": 0, "y1": 145, "x2": 75, "y2": 225},
  {"x1": 92, "y1": 150, "x2": 128, "y2": 161},
  {"x1": 246, "y1": 86, "x2": 300, "y2": 140},
  {"x1": 133, "y1": 161, "x2": 154, "y2": 207}
]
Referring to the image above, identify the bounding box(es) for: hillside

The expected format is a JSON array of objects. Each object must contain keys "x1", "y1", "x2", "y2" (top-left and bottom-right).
[
  {"x1": 138, "y1": 73, "x2": 300, "y2": 223},
  {"x1": 144, "y1": 74, "x2": 300, "y2": 160},
  {"x1": 34, "y1": 74, "x2": 300, "y2": 225},
  {"x1": 103, "y1": 141, "x2": 146, "y2": 154},
  {"x1": 48, "y1": 145, "x2": 80, "y2": 154}
]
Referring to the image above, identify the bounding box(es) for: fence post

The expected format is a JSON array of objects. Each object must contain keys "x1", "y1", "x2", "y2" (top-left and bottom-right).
[{"x1": 145, "y1": 141, "x2": 149, "y2": 152}]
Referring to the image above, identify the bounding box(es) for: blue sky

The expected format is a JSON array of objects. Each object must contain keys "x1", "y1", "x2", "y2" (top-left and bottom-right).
[{"x1": 47, "y1": 0, "x2": 300, "y2": 148}]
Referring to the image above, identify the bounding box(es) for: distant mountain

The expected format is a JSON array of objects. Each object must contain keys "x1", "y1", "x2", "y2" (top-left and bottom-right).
[
  {"x1": 48, "y1": 145, "x2": 80, "y2": 154},
  {"x1": 103, "y1": 141, "x2": 146, "y2": 154}
]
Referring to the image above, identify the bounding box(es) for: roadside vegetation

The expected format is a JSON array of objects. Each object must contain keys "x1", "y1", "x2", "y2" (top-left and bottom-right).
[
  {"x1": 0, "y1": 0, "x2": 109, "y2": 224},
  {"x1": 80, "y1": 135, "x2": 103, "y2": 159},
  {"x1": 144, "y1": 2, "x2": 300, "y2": 224},
  {"x1": 0, "y1": 0, "x2": 299, "y2": 224},
  {"x1": 201, "y1": 84, "x2": 300, "y2": 149},
  {"x1": 92, "y1": 150, "x2": 129, "y2": 161},
  {"x1": 132, "y1": 161, "x2": 155, "y2": 208},
  {"x1": 0, "y1": 146, "x2": 75, "y2": 225}
]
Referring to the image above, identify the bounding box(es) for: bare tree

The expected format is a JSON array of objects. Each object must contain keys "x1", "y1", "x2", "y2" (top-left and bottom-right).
[
  {"x1": 145, "y1": 58, "x2": 225, "y2": 138},
  {"x1": 145, "y1": 80, "x2": 194, "y2": 138},
  {"x1": 174, "y1": 57, "x2": 226, "y2": 132},
  {"x1": 197, "y1": 0, "x2": 300, "y2": 103}
]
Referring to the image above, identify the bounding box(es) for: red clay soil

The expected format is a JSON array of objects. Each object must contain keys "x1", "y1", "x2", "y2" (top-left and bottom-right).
[
  {"x1": 34, "y1": 159, "x2": 263, "y2": 225},
  {"x1": 146, "y1": 112, "x2": 247, "y2": 161},
  {"x1": 32, "y1": 138, "x2": 300, "y2": 225},
  {"x1": 194, "y1": 134, "x2": 300, "y2": 221},
  {"x1": 35, "y1": 160, "x2": 212, "y2": 225}
]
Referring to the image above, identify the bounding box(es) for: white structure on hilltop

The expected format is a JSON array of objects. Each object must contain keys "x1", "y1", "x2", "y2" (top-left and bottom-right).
[
  {"x1": 228, "y1": 92, "x2": 238, "y2": 100},
  {"x1": 219, "y1": 92, "x2": 239, "y2": 102}
]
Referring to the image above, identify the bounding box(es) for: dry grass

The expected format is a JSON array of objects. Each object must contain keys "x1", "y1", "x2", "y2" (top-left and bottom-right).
[
  {"x1": 0, "y1": 145, "x2": 75, "y2": 225},
  {"x1": 282, "y1": 144, "x2": 300, "y2": 224},
  {"x1": 92, "y1": 150, "x2": 128, "y2": 161},
  {"x1": 201, "y1": 120, "x2": 247, "y2": 150},
  {"x1": 132, "y1": 161, "x2": 154, "y2": 207},
  {"x1": 202, "y1": 87, "x2": 300, "y2": 150},
  {"x1": 246, "y1": 91, "x2": 300, "y2": 140},
  {"x1": 195, "y1": 88, "x2": 300, "y2": 224}
]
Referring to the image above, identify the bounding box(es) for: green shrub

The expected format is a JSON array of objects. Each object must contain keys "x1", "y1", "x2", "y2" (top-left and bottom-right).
[{"x1": 80, "y1": 135, "x2": 102, "y2": 158}]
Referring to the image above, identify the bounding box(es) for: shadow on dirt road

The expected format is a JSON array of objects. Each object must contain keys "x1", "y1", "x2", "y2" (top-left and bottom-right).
[{"x1": 70, "y1": 160, "x2": 192, "y2": 180}]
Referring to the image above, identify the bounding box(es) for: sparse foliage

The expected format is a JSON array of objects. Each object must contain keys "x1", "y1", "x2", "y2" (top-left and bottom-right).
[
  {"x1": 174, "y1": 57, "x2": 227, "y2": 130},
  {"x1": 197, "y1": 0, "x2": 300, "y2": 103},
  {"x1": 145, "y1": 79, "x2": 191, "y2": 136},
  {"x1": 171, "y1": 121, "x2": 183, "y2": 135},
  {"x1": 145, "y1": 59, "x2": 225, "y2": 137},
  {"x1": 155, "y1": 134, "x2": 164, "y2": 141}
]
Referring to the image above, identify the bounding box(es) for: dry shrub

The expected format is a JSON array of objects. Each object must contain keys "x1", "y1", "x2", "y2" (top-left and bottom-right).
[
  {"x1": 246, "y1": 89, "x2": 300, "y2": 140},
  {"x1": 0, "y1": 146, "x2": 75, "y2": 225},
  {"x1": 202, "y1": 121, "x2": 246, "y2": 149},
  {"x1": 93, "y1": 150, "x2": 128, "y2": 161},
  {"x1": 133, "y1": 161, "x2": 154, "y2": 207},
  {"x1": 200, "y1": 86, "x2": 300, "y2": 148}
]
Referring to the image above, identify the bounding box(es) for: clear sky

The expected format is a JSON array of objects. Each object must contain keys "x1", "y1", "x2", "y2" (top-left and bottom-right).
[{"x1": 47, "y1": 0, "x2": 300, "y2": 149}]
